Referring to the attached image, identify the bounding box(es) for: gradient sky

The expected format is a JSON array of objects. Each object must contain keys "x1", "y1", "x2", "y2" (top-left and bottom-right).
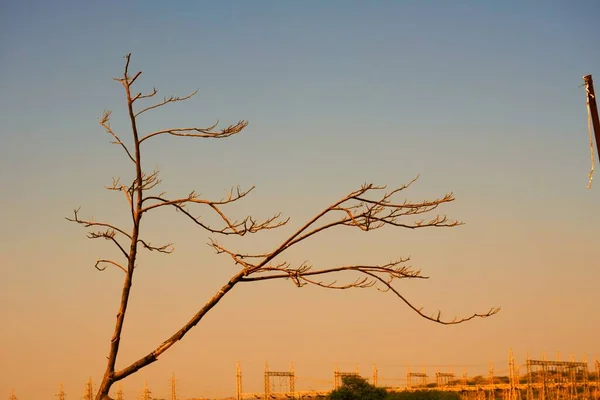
[{"x1": 1, "y1": 1, "x2": 599, "y2": 399}]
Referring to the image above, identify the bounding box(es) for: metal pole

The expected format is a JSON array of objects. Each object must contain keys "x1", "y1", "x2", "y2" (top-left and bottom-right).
[{"x1": 583, "y1": 75, "x2": 600, "y2": 165}]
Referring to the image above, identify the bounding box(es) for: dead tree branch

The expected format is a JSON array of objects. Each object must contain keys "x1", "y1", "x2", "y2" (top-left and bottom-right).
[
  {"x1": 139, "y1": 119, "x2": 249, "y2": 143},
  {"x1": 134, "y1": 89, "x2": 199, "y2": 117},
  {"x1": 100, "y1": 111, "x2": 135, "y2": 163},
  {"x1": 141, "y1": 186, "x2": 288, "y2": 236},
  {"x1": 203, "y1": 178, "x2": 497, "y2": 325},
  {"x1": 95, "y1": 259, "x2": 127, "y2": 274}
]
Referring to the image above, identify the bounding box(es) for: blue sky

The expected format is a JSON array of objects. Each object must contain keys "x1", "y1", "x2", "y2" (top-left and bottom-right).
[{"x1": 1, "y1": 1, "x2": 599, "y2": 399}]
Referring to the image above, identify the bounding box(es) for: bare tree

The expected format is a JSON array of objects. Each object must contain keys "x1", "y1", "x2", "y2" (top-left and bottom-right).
[{"x1": 67, "y1": 53, "x2": 499, "y2": 400}]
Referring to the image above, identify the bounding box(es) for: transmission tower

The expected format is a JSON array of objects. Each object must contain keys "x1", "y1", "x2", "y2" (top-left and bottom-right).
[
  {"x1": 435, "y1": 368, "x2": 455, "y2": 387},
  {"x1": 372, "y1": 365, "x2": 378, "y2": 386},
  {"x1": 83, "y1": 377, "x2": 94, "y2": 400},
  {"x1": 115, "y1": 384, "x2": 124, "y2": 400},
  {"x1": 508, "y1": 349, "x2": 521, "y2": 400},
  {"x1": 487, "y1": 363, "x2": 495, "y2": 400},
  {"x1": 333, "y1": 364, "x2": 359, "y2": 390},
  {"x1": 140, "y1": 381, "x2": 151, "y2": 400},
  {"x1": 9, "y1": 388, "x2": 17, "y2": 400},
  {"x1": 236, "y1": 361, "x2": 243, "y2": 400},
  {"x1": 56, "y1": 382, "x2": 66, "y2": 400},
  {"x1": 406, "y1": 366, "x2": 427, "y2": 390},
  {"x1": 170, "y1": 373, "x2": 177, "y2": 400},
  {"x1": 264, "y1": 362, "x2": 295, "y2": 399}
]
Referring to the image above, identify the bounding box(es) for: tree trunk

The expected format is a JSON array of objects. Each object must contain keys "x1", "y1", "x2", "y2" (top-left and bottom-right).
[{"x1": 95, "y1": 375, "x2": 114, "y2": 400}]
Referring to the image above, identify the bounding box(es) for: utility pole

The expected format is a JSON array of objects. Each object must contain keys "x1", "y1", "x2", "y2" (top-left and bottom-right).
[{"x1": 583, "y1": 75, "x2": 600, "y2": 188}]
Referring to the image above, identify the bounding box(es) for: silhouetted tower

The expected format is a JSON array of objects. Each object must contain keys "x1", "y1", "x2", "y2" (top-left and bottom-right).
[
  {"x1": 115, "y1": 384, "x2": 124, "y2": 400},
  {"x1": 170, "y1": 373, "x2": 177, "y2": 400},
  {"x1": 9, "y1": 388, "x2": 17, "y2": 400},
  {"x1": 372, "y1": 365, "x2": 378, "y2": 386},
  {"x1": 487, "y1": 363, "x2": 495, "y2": 400},
  {"x1": 236, "y1": 361, "x2": 243, "y2": 400},
  {"x1": 508, "y1": 349, "x2": 519, "y2": 400},
  {"x1": 83, "y1": 378, "x2": 94, "y2": 400},
  {"x1": 140, "y1": 381, "x2": 151, "y2": 400},
  {"x1": 265, "y1": 362, "x2": 296, "y2": 399},
  {"x1": 56, "y1": 382, "x2": 66, "y2": 400}
]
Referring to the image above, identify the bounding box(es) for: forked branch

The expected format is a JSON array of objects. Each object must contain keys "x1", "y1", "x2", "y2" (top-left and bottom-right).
[
  {"x1": 204, "y1": 177, "x2": 498, "y2": 325},
  {"x1": 66, "y1": 208, "x2": 174, "y2": 260},
  {"x1": 141, "y1": 186, "x2": 288, "y2": 236},
  {"x1": 135, "y1": 89, "x2": 199, "y2": 117},
  {"x1": 100, "y1": 110, "x2": 135, "y2": 163},
  {"x1": 139, "y1": 119, "x2": 249, "y2": 143}
]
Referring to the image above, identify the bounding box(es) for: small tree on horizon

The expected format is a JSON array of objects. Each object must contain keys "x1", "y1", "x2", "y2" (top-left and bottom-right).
[
  {"x1": 67, "y1": 53, "x2": 500, "y2": 400},
  {"x1": 329, "y1": 375, "x2": 387, "y2": 400}
]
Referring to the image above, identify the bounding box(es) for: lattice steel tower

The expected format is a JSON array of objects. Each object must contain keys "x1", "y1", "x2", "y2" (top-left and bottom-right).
[
  {"x1": 372, "y1": 365, "x2": 378, "y2": 386},
  {"x1": 236, "y1": 361, "x2": 243, "y2": 400},
  {"x1": 56, "y1": 382, "x2": 66, "y2": 400},
  {"x1": 170, "y1": 373, "x2": 177, "y2": 400},
  {"x1": 140, "y1": 381, "x2": 151, "y2": 400},
  {"x1": 264, "y1": 362, "x2": 295, "y2": 399},
  {"x1": 83, "y1": 378, "x2": 94, "y2": 400}
]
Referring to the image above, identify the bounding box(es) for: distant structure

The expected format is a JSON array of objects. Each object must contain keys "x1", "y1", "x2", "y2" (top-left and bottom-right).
[
  {"x1": 44, "y1": 350, "x2": 599, "y2": 400},
  {"x1": 9, "y1": 388, "x2": 17, "y2": 400},
  {"x1": 406, "y1": 366, "x2": 427, "y2": 390},
  {"x1": 115, "y1": 384, "x2": 124, "y2": 400},
  {"x1": 56, "y1": 382, "x2": 66, "y2": 400},
  {"x1": 170, "y1": 373, "x2": 177, "y2": 400},
  {"x1": 140, "y1": 381, "x2": 151, "y2": 400},
  {"x1": 372, "y1": 365, "x2": 378, "y2": 386},
  {"x1": 333, "y1": 365, "x2": 359, "y2": 390},
  {"x1": 264, "y1": 362, "x2": 295, "y2": 399},
  {"x1": 525, "y1": 355, "x2": 590, "y2": 400},
  {"x1": 436, "y1": 369, "x2": 455, "y2": 387},
  {"x1": 83, "y1": 377, "x2": 93, "y2": 400},
  {"x1": 233, "y1": 349, "x2": 599, "y2": 399},
  {"x1": 236, "y1": 362, "x2": 243, "y2": 400}
]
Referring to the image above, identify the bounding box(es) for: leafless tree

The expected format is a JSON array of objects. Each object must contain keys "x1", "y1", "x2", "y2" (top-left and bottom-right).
[{"x1": 67, "y1": 53, "x2": 499, "y2": 400}]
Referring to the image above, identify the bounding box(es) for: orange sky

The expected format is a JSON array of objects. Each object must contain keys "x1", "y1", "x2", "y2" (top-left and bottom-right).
[{"x1": 1, "y1": 1, "x2": 599, "y2": 399}]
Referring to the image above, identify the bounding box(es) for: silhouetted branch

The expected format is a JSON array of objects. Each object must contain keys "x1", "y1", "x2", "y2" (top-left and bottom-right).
[
  {"x1": 364, "y1": 271, "x2": 501, "y2": 325},
  {"x1": 67, "y1": 208, "x2": 132, "y2": 241},
  {"x1": 66, "y1": 208, "x2": 173, "y2": 257},
  {"x1": 106, "y1": 177, "x2": 134, "y2": 214},
  {"x1": 100, "y1": 111, "x2": 135, "y2": 163},
  {"x1": 137, "y1": 239, "x2": 174, "y2": 254},
  {"x1": 135, "y1": 89, "x2": 199, "y2": 117},
  {"x1": 95, "y1": 259, "x2": 127, "y2": 273},
  {"x1": 131, "y1": 87, "x2": 157, "y2": 102},
  {"x1": 202, "y1": 178, "x2": 495, "y2": 325},
  {"x1": 141, "y1": 186, "x2": 288, "y2": 236},
  {"x1": 139, "y1": 120, "x2": 249, "y2": 144}
]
